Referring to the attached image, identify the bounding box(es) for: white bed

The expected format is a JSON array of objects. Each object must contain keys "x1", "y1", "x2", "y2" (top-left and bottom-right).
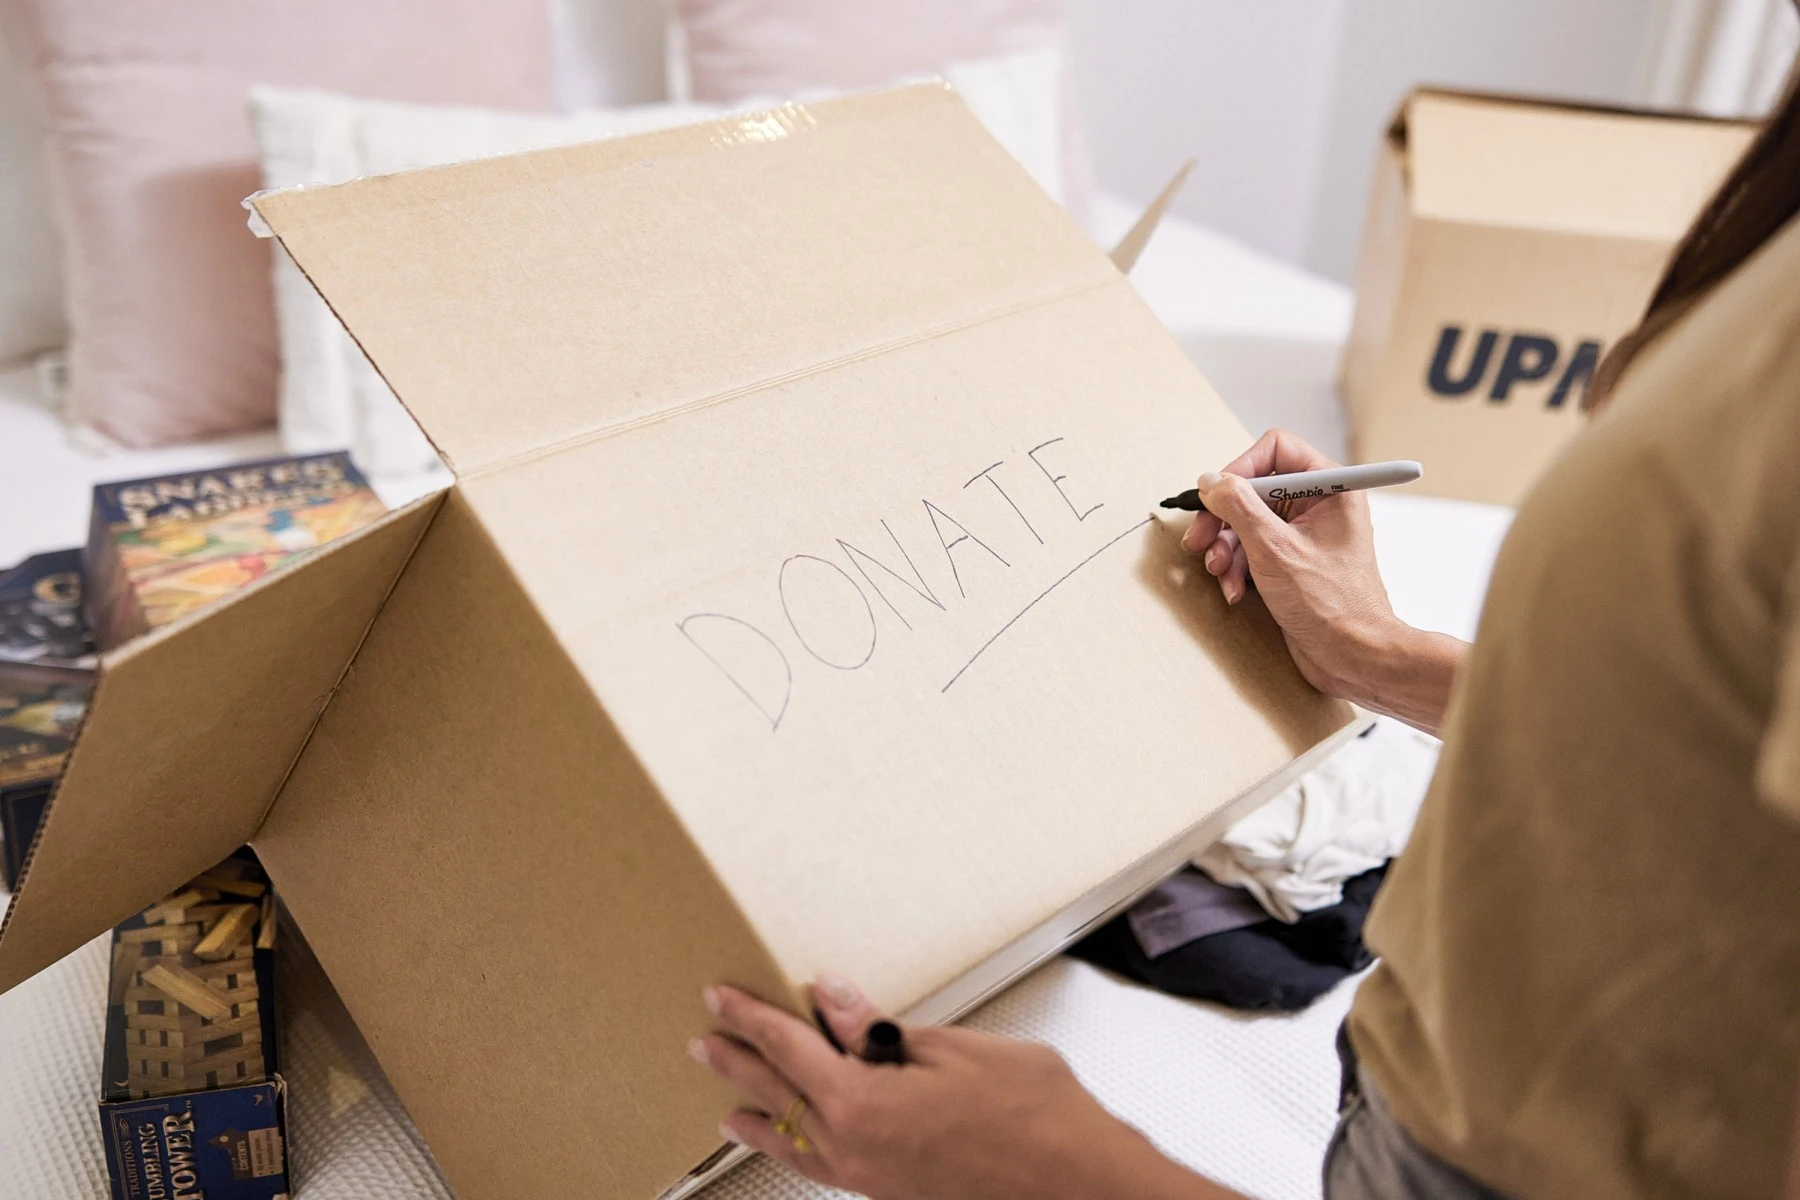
[{"x1": 0, "y1": 198, "x2": 1511, "y2": 1200}]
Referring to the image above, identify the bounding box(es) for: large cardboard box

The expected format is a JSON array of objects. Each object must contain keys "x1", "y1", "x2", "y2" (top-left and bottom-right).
[
  {"x1": 1341, "y1": 88, "x2": 1753, "y2": 505},
  {"x1": 0, "y1": 86, "x2": 1361, "y2": 1199}
]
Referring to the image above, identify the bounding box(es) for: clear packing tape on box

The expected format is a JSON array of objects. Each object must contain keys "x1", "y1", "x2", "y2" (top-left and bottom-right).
[{"x1": 0, "y1": 85, "x2": 1362, "y2": 1200}]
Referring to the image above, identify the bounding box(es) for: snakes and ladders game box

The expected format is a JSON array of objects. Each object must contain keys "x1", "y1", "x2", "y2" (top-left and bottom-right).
[
  {"x1": 0, "y1": 87, "x2": 1368, "y2": 1200},
  {"x1": 99, "y1": 849, "x2": 287, "y2": 1200},
  {"x1": 84, "y1": 452, "x2": 387, "y2": 650}
]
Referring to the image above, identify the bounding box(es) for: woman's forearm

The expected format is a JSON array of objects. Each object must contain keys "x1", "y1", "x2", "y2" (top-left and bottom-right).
[
  {"x1": 1138, "y1": 1162, "x2": 1253, "y2": 1200},
  {"x1": 1345, "y1": 622, "x2": 1468, "y2": 737},
  {"x1": 1077, "y1": 1127, "x2": 1252, "y2": 1200}
]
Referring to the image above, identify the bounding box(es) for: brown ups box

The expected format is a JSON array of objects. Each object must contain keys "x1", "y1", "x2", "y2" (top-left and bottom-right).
[
  {"x1": 1341, "y1": 88, "x2": 1753, "y2": 505},
  {"x1": 0, "y1": 86, "x2": 1361, "y2": 1200}
]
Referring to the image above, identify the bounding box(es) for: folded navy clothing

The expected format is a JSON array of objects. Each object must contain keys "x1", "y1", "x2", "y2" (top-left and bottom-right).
[
  {"x1": 1126, "y1": 867, "x2": 1271, "y2": 957},
  {"x1": 1070, "y1": 864, "x2": 1389, "y2": 1013}
]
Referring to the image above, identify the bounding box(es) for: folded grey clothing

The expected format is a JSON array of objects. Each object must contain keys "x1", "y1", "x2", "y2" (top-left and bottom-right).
[{"x1": 1127, "y1": 868, "x2": 1270, "y2": 958}]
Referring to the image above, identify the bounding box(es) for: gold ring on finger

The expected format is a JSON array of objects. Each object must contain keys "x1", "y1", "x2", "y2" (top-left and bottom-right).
[{"x1": 772, "y1": 1095, "x2": 814, "y2": 1154}]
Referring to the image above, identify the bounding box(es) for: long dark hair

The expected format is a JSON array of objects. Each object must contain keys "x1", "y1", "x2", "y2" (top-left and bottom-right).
[{"x1": 1588, "y1": 19, "x2": 1800, "y2": 409}]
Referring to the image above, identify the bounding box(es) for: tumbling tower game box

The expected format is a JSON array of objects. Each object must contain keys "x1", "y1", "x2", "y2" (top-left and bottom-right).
[{"x1": 99, "y1": 849, "x2": 287, "y2": 1200}]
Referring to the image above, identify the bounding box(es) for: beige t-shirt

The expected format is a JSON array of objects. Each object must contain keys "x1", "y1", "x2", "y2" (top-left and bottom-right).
[{"x1": 1350, "y1": 211, "x2": 1800, "y2": 1200}]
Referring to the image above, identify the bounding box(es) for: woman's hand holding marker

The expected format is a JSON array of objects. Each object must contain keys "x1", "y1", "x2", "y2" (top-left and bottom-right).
[
  {"x1": 1179, "y1": 430, "x2": 1466, "y2": 735},
  {"x1": 690, "y1": 978, "x2": 1221, "y2": 1200}
]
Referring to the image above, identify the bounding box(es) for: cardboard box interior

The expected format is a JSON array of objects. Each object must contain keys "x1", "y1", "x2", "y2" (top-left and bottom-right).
[{"x1": 0, "y1": 85, "x2": 1362, "y2": 1200}]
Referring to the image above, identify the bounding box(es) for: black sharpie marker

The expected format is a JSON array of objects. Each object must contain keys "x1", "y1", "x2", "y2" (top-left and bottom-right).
[
  {"x1": 812, "y1": 1011, "x2": 908, "y2": 1065},
  {"x1": 1161, "y1": 460, "x2": 1422, "y2": 513}
]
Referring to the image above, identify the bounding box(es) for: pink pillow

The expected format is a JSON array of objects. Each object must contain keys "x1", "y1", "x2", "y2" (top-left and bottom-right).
[
  {"x1": 0, "y1": 1, "x2": 554, "y2": 447},
  {"x1": 672, "y1": 0, "x2": 1091, "y2": 224}
]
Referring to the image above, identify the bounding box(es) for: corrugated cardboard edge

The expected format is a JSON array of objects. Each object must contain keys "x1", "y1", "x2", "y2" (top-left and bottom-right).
[
  {"x1": 243, "y1": 192, "x2": 457, "y2": 474},
  {"x1": 0, "y1": 492, "x2": 445, "y2": 994},
  {"x1": 1386, "y1": 84, "x2": 1757, "y2": 159},
  {"x1": 669, "y1": 707, "x2": 1371, "y2": 1200},
  {"x1": 245, "y1": 491, "x2": 448, "y2": 833},
  {"x1": 1109, "y1": 160, "x2": 1196, "y2": 275}
]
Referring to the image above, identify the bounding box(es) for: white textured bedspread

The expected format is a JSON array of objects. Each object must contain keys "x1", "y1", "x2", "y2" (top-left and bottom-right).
[{"x1": 0, "y1": 909, "x2": 1360, "y2": 1200}]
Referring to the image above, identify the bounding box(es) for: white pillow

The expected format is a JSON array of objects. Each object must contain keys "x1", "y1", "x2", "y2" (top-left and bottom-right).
[
  {"x1": 249, "y1": 56, "x2": 1064, "y2": 492},
  {"x1": 0, "y1": 21, "x2": 65, "y2": 366}
]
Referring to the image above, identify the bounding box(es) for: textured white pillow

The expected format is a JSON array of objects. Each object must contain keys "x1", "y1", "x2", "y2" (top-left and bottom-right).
[
  {"x1": 0, "y1": 21, "x2": 65, "y2": 366},
  {"x1": 250, "y1": 56, "x2": 1064, "y2": 491}
]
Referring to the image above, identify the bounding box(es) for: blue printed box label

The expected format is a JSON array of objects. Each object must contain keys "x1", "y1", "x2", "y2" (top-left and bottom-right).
[{"x1": 100, "y1": 1082, "x2": 288, "y2": 1200}]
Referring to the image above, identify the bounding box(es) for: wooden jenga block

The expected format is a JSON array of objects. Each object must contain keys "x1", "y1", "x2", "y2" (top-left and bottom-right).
[
  {"x1": 194, "y1": 871, "x2": 265, "y2": 898},
  {"x1": 139, "y1": 962, "x2": 233, "y2": 1020},
  {"x1": 132, "y1": 955, "x2": 255, "y2": 987},
  {"x1": 118, "y1": 924, "x2": 201, "y2": 956},
  {"x1": 108, "y1": 941, "x2": 142, "y2": 1007},
  {"x1": 124, "y1": 981, "x2": 258, "y2": 1009},
  {"x1": 127, "y1": 1025, "x2": 264, "y2": 1066},
  {"x1": 146, "y1": 1023, "x2": 262, "y2": 1056},
  {"x1": 182, "y1": 903, "x2": 245, "y2": 929},
  {"x1": 127, "y1": 1011, "x2": 261, "y2": 1045},
  {"x1": 256, "y1": 894, "x2": 276, "y2": 950},
  {"x1": 125, "y1": 998, "x2": 259, "y2": 1033},
  {"x1": 120, "y1": 923, "x2": 199, "y2": 944},
  {"x1": 130, "y1": 1057, "x2": 197, "y2": 1097},
  {"x1": 141, "y1": 889, "x2": 208, "y2": 924},
  {"x1": 187, "y1": 1043, "x2": 267, "y2": 1081},
  {"x1": 126, "y1": 1048, "x2": 265, "y2": 1095},
  {"x1": 119, "y1": 923, "x2": 200, "y2": 945},
  {"x1": 194, "y1": 903, "x2": 258, "y2": 961}
]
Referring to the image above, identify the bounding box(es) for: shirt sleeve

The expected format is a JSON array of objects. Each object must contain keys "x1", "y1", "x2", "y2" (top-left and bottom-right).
[{"x1": 1758, "y1": 555, "x2": 1800, "y2": 821}]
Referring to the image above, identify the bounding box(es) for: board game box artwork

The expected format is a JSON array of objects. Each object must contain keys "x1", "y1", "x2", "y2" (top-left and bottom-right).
[
  {"x1": 0, "y1": 661, "x2": 92, "y2": 889},
  {"x1": 85, "y1": 451, "x2": 387, "y2": 649},
  {"x1": 0, "y1": 548, "x2": 96, "y2": 668}
]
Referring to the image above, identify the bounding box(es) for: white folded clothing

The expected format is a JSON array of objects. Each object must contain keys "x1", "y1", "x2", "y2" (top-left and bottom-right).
[{"x1": 1196, "y1": 717, "x2": 1439, "y2": 922}]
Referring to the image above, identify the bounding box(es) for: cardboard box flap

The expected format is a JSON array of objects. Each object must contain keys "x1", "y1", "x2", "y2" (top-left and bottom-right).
[
  {"x1": 251, "y1": 84, "x2": 1113, "y2": 478},
  {"x1": 1398, "y1": 89, "x2": 1753, "y2": 241},
  {"x1": 0, "y1": 496, "x2": 440, "y2": 993},
  {"x1": 1109, "y1": 159, "x2": 1195, "y2": 273},
  {"x1": 250, "y1": 489, "x2": 797, "y2": 1200}
]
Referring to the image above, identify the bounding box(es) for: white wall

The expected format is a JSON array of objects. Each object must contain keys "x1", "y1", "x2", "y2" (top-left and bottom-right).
[
  {"x1": 1065, "y1": 0, "x2": 1668, "y2": 281},
  {"x1": 1063, "y1": 0, "x2": 1347, "y2": 265},
  {"x1": 1305, "y1": 0, "x2": 1663, "y2": 281}
]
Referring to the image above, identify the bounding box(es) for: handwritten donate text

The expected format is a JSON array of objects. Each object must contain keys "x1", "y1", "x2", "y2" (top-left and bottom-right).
[{"x1": 676, "y1": 437, "x2": 1151, "y2": 729}]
